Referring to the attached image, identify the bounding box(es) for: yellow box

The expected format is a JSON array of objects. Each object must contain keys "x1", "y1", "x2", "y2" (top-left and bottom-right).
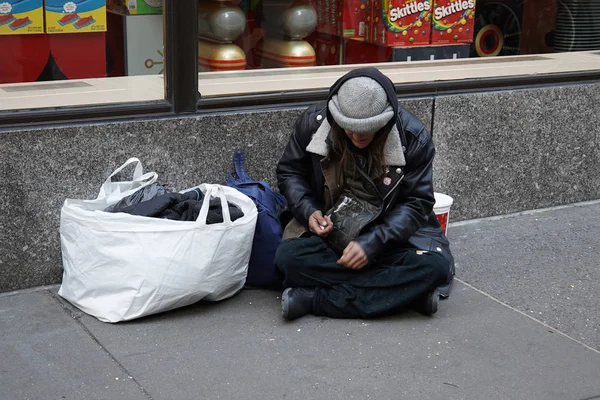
[
  {"x1": 0, "y1": 0, "x2": 44, "y2": 35},
  {"x1": 45, "y1": 0, "x2": 107, "y2": 33}
]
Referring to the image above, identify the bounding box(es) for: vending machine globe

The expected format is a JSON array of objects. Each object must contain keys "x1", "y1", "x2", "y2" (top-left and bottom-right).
[
  {"x1": 254, "y1": 0, "x2": 317, "y2": 68},
  {"x1": 198, "y1": 0, "x2": 248, "y2": 71}
]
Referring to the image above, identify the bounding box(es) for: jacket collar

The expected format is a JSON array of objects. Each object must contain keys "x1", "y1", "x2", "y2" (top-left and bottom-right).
[{"x1": 306, "y1": 118, "x2": 406, "y2": 166}]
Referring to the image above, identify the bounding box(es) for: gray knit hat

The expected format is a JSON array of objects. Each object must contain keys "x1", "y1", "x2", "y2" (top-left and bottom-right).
[{"x1": 328, "y1": 76, "x2": 394, "y2": 134}]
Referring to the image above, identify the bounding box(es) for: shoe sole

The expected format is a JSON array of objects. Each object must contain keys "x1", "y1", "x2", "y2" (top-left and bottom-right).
[
  {"x1": 281, "y1": 287, "x2": 292, "y2": 320},
  {"x1": 428, "y1": 289, "x2": 440, "y2": 315},
  {"x1": 437, "y1": 280, "x2": 453, "y2": 298}
]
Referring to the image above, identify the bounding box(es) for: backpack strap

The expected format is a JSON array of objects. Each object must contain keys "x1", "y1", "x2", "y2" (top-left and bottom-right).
[
  {"x1": 226, "y1": 152, "x2": 287, "y2": 213},
  {"x1": 233, "y1": 152, "x2": 253, "y2": 183}
]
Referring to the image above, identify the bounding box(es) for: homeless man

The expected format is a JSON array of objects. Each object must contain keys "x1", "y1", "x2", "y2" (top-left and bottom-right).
[{"x1": 274, "y1": 67, "x2": 454, "y2": 320}]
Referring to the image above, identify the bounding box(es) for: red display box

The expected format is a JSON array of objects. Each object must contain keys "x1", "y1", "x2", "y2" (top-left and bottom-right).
[
  {"x1": 431, "y1": 0, "x2": 476, "y2": 45},
  {"x1": 0, "y1": 32, "x2": 105, "y2": 83},
  {"x1": 368, "y1": 0, "x2": 432, "y2": 47},
  {"x1": 308, "y1": 0, "x2": 370, "y2": 40},
  {"x1": 308, "y1": 31, "x2": 470, "y2": 66},
  {"x1": 307, "y1": 32, "x2": 392, "y2": 65}
]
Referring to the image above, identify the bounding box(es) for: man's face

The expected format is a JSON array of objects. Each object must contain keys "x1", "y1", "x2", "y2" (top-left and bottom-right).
[{"x1": 345, "y1": 130, "x2": 376, "y2": 149}]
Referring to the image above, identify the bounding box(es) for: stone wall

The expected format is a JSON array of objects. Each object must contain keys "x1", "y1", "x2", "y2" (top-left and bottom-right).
[{"x1": 1, "y1": 85, "x2": 599, "y2": 291}]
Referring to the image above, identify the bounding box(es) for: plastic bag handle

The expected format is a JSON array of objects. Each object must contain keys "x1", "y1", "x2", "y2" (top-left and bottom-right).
[
  {"x1": 98, "y1": 158, "x2": 143, "y2": 196},
  {"x1": 197, "y1": 185, "x2": 232, "y2": 226},
  {"x1": 97, "y1": 158, "x2": 158, "y2": 201},
  {"x1": 103, "y1": 173, "x2": 158, "y2": 202},
  {"x1": 105, "y1": 157, "x2": 143, "y2": 184}
]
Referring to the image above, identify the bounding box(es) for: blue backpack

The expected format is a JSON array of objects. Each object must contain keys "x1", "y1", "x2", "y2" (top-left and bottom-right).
[{"x1": 226, "y1": 152, "x2": 287, "y2": 288}]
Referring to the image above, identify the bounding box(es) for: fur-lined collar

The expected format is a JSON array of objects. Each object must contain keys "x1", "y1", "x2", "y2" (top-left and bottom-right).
[{"x1": 306, "y1": 118, "x2": 406, "y2": 166}]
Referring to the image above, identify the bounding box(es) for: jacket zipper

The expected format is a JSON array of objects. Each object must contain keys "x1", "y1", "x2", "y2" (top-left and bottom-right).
[{"x1": 382, "y1": 173, "x2": 404, "y2": 213}]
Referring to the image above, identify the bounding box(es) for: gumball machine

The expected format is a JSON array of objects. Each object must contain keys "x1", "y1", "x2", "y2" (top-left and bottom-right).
[
  {"x1": 254, "y1": 0, "x2": 317, "y2": 68},
  {"x1": 198, "y1": 0, "x2": 247, "y2": 71}
]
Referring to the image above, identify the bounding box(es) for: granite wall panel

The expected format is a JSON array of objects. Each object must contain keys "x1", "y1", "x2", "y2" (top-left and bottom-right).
[{"x1": 432, "y1": 84, "x2": 600, "y2": 221}]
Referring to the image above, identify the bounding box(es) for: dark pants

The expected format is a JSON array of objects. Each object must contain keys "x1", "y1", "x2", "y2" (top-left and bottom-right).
[{"x1": 274, "y1": 236, "x2": 450, "y2": 319}]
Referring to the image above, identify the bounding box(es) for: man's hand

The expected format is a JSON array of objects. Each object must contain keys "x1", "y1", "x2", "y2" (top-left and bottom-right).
[
  {"x1": 308, "y1": 211, "x2": 333, "y2": 237},
  {"x1": 337, "y1": 241, "x2": 368, "y2": 270}
]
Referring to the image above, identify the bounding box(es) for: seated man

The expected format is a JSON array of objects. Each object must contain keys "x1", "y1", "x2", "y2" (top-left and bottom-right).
[{"x1": 274, "y1": 67, "x2": 454, "y2": 320}]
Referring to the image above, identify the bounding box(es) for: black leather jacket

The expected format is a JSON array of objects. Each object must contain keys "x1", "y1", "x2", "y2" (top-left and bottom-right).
[{"x1": 276, "y1": 68, "x2": 453, "y2": 272}]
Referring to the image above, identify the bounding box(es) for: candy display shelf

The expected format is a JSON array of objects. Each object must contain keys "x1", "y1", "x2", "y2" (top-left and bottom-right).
[
  {"x1": 1, "y1": 51, "x2": 600, "y2": 111},
  {"x1": 197, "y1": 51, "x2": 600, "y2": 97}
]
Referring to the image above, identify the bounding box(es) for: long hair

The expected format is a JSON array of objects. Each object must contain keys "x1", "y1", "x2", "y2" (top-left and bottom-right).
[{"x1": 330, "y1": 120, "x2": 392, "y2": 181}]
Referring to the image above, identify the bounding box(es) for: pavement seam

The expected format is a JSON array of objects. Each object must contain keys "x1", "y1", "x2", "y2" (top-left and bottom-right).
[
  {"x1": 579, "y1": 395, "x2": 600, "y2": 400},
  {"x1": 44, "y1": 289, "x2": 156, "y2": 400},
  {"x1": 455, "y1": 278, "x2": 600, "y2": 355},
  {"x1": 0, "y1": 284, "x2": 60, "y2": 298},
  {"x1": 449, "y1": 198, "x2": 600, "y2": 227}
]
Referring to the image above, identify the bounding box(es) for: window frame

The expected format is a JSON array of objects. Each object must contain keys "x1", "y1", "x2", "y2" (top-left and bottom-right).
[{"x1": 0, "y1": 0, "x2": 199, "y2": 129}]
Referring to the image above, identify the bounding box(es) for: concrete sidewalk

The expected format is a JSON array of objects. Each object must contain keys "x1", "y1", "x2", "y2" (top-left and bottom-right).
[{"x1": 2, "y1": 201, "x2": 600, "y2": 400}]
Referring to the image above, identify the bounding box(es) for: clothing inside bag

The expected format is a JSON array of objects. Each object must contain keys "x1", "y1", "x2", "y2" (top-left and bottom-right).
[
  {"x1": 105, "y1": 182, "x2": 173, "y2": 213},
  {"x1": 110, "y1": 188, "x2": 244, "y2": 224}
]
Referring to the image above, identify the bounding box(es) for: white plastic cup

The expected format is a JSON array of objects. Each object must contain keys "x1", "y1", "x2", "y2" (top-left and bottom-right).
[{"x1": 433, "y1": 192, "x2": 453, "y2": 235}]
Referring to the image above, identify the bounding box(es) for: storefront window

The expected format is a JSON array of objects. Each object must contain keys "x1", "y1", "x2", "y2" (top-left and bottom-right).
[
  {"x1": 0, "y1": 0, "x2": 165, "y2": 111},
  {"x1": 197, "y1": 0, "x2": 600, "y2": 97},
  {"x1": 2, "y1": 0, "x2": 599, "y2": 113}
]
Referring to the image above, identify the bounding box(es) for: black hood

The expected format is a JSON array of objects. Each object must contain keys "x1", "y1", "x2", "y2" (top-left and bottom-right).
[{"x1": 326, "y1": 67, "x2": 399, "y2": 130}]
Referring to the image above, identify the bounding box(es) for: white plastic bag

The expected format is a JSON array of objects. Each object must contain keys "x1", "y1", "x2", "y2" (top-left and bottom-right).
[{"x1": 58, "y1": 158, "x2": 257, "y2": 323}]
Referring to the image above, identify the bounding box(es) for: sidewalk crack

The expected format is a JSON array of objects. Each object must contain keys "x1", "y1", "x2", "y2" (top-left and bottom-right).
[
  {"x1": 456, "y1": 278, "x2": 600, "y2": 355},
  {"x1": 44, "y1": 289, "x2": 155, "y2": 400},
  {"x1": 579, "y1": 395, "x2": 600, "y2": 400}
]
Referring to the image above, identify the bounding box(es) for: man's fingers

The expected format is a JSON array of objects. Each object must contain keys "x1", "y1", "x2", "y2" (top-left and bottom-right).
[
  {"x1": 311, "y1": 214, "x2": 333, "y2": 234},
  {"x1": 314, "y1": 212, "x2": 326, "y2": 225},
  {"x1": 338, "y1": 244, "x2": 352, "y2": 267},
  {"x1": 356, "y1": 257, "x2": 368, "y2": 269},
  {"x1": 308, "y1": 211, "x2": 329, "y2": 235},
  {"x1": 308, "y1": 220, "x2": 319, "y2": 234},
  {"x1": 340, "y1": 243, "x2": 350, "y2": 257},
  {"x1": 344, "y1": 247, "x2": 362, "y2": 269},
  {"x1": 309, "y1": 221, "x2": 327, "y2": 236},
  {"x1": 337, "y1": 252, "x2": 349, "y2": 266},
  {"x1": 309, "y1": 211, "x2": 325, "y2": 230},
  {"x1": 347, "y1": 254, "x2": 367, "y2": 270},
  {"x1": 340, "y1": 243, "x2": 356, "y2": 267},
  {"x1": 348, "y1": 242, "x2": 368, "y2": 269},
  {"x1": 319, "y1": 218, "x2": 331, "y2": 231},
  {"x1": 339, "y1": 242, "x2": 369, "y2": 269},
  {"x1": 344, "y1": 241, "x2": 355, "y2": 253},
  {"x1": 347, "y1": 253, "x2": 363, "y2": 269}
]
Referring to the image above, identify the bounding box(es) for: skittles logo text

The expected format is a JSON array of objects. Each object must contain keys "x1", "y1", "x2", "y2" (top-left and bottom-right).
[
  {"x1": 383, "y1": 0, "x2": 431, "y2": 32},
  {"x1": 434, "y1": 0, "x2": 474, "y2": 21},
  {"x1": 389, "y1": 1, "x2": 430, "y2": 22}
]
